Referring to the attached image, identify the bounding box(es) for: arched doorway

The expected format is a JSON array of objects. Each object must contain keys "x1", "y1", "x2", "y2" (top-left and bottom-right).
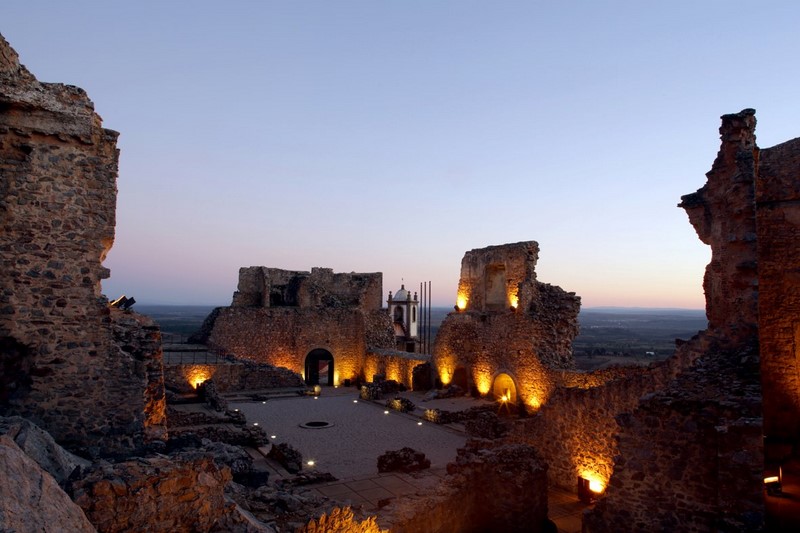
[
  {"x1": 305, "y1": 349, "x2": 334, "y2": 386},
  {"x1": 492, "y1": 372, "x2": 517, "y2": 403}
]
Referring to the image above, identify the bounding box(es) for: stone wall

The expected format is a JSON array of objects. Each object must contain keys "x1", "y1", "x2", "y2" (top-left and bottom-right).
[
  {"x1": 70, "y1": 455, "x2": 247, "y2": 532},
  {"x1": 584, "y1": 345, "x2": 763, "y2": 532},
  {"x1": 509, "y1": 335, "x2": 707, "y2": 491},
  {"x1": 0, "y1": 33, "x2": 166, "y2": 457},
  {"x1": 433, "y1": 241, "x2": 580, "y2": 410},
  {"x1": 756, "y1": 135, "x2": 800, "y2": 441},
  {"x1": 580, "y1": 110, "x2": 767, "y2": 530},
  {"x1": 232, "y1": 266, "x2": 383, "y2": 310},
  {"x1": 200, "y1": 266, "x2": 399, "y2": 387},
  {"x1": 380, "y1": 441, "x2": 550, "y2": 533},
  {"x1": 678, "y1": 109, "x2": 759, "y2": 347},
  {"x1": 163, "y1": 359, "x2": 305, "y2": 393},
  {"x1": 363, "y1": 349, "x2": 430, "y2": 387}
]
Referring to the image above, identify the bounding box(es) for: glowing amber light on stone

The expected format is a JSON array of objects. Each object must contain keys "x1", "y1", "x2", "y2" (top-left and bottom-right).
[
  {"x1": 186, "y1": 367, "x2": 212, "y2": 389},
  {"x1": 509, "y1": 293, "x2": 519, "y2": 309},
  {"x1": 589, "y1": 479, "x2": 604, "y2": 493},
  {"x1": 475, "y1": 372, "x2": 492, "y2": 395},
  {"x1": 456, "y1": 294, "x2": 467, "y2": 311}
]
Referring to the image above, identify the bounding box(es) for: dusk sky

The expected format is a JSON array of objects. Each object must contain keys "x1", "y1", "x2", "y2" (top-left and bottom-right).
[{"x1": 2, "y1": 1, "x2": 799, "y2": 309}]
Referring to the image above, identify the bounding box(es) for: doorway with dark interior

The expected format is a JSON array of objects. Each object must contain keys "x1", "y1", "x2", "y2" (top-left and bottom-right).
[{"x1": 305, "y1": 348, "x2": 334, "y2": 386}]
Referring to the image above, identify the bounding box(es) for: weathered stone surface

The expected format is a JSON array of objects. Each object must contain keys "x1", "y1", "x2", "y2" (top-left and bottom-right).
[
  {"x1": 0, "y1": 434, "x2": 95, "y2": 533},
  {"x1": 0, "y1": 32, "x2": 166, "y2": 457},
  {"x1": 0, "y1": 415, "x2": 90, "y2": 483},
  {"x1": 580, "y1": 110, "x2": 768, "y2": 531},
  {"x1": 756, "y1": 134, "x2": 800, "y2": 441},
  {"x1": 267, "y1": 442, "x2": 303, "y2": 474},
  {"x1": 433, "y1": 241, "x2": 581, "y2": 410},
  {"x1": 380, "y1": 441, "x2": 549, "y2": 533},
  {"x1": 197, "y1": 266, "x2": 429, "y2": 389},
  {"x1": 163, "y1": 359, "x2": 305, "y2": 394},
  {"x1": 679, "y1": 109, "x2": 759, "y2": 348},
  {"x1": 70, "y1": 454, "x2": 249, "y2": 533},
  {"x1": 377, "y1": 447, "x2": 431, "y2": 473}
]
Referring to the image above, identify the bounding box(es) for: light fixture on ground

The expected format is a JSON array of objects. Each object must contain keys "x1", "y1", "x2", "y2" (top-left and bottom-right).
[
  {"x1": 578, "y1": 476, "x2": 605, "y2": 503},
  {"x1": 764, "y1": 467, "x2": 783, "y2": 495}
]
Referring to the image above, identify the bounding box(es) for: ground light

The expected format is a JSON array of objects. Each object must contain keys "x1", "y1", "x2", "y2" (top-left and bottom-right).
[
  {"x1": 764, "y1": 467, "x2": 783, "y2": 495},
  {"x1": 578, "y1": 476, "x2": 605, "y2": 503}
]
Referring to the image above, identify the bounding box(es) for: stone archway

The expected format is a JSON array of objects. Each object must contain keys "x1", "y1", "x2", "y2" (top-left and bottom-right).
[
  {"x1": 492, "y1": 372, "x2": 517, "y2": 403},
  {"x1": 305, "y1": 348, "x2": 334, "y2": 386}
]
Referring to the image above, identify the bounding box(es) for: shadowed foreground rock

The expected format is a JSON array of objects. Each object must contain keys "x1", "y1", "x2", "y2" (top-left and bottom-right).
[
  {"x1": 0, "y1": 434, "x2": 95, "y2": 533},
  {"x1": 70, "y1": 455, "x2": 260, "y2": 532}
]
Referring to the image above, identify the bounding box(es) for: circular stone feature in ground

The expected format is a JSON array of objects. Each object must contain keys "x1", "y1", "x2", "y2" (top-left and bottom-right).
[{"x1": 299, "y1": 421, "x2": 334, "y2": 429}]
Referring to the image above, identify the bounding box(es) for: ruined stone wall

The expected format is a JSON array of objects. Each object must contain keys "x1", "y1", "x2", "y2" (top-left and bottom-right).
[
  {"x1": 71, "y1": 455, "x2": 245, "y2": 532},
  {"x1": 364, "y1": 349, "x2": 429, "y2": 387},
  {"x1": 433, "y1": 242, "x2": 580, "y2": 410},
  {"x1": 679, "y1": 109, "x2": 759, "y2": 347},
  {"x1": 584, "y1": 347, "x2": 763, "y2": 532},
  {"x1": 756, "y1": 136, "x2": 800, "y2": 440},
  {"x1": 380, "y1": 441, "x2": 549, "y2": 533},
  {"x1": 580, "y1": 110, "x2": 766, "y2": 530},
  {"x1": 232, "y1": 266, "x2": 383, "y2": 310},
  {"x1": 206, "y1": 306, "x2": 388, "y2": 385},
  {"x1": 509, "y1": 336, "x2": 706, "y2": 491},
  {"x1": 455, "y1": 241, "x2": 539, "y2": 312},
  {"x1": 163, "y1": 360, "x2": 305, "y2": 393},
  {"x1": 0, "y1": 34, "x2": 165, "y2": 457}
]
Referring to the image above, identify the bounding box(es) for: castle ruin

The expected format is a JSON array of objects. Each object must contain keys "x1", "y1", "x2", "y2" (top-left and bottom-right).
[{"x1": 196, "y1": 266, "x2": 430, "y2": 389}]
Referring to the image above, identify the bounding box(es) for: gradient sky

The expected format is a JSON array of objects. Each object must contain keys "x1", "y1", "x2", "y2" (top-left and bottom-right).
[{"x1": 2, "y1": 1, "x2": 799, "y2": 308}]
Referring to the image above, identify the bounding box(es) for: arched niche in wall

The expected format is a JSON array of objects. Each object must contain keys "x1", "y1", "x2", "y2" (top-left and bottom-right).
[{"x1": 492, "y1": 372, "x2": 517, "y2": 404}]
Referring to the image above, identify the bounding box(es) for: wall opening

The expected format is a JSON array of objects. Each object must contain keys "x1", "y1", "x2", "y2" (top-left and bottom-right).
[
  {"x1": 492, "y1": 372, "x2": 517, "y2": 403},
  {"x1": 393, "y1": 306, "x2": 404, "y2": 323},
  {"x1": 0, "y1": 336, "x2": 33, "y2": 407},
  {"x1": 485, "y1": 264, "x2": 507, "y2": 310},
  {"x1": 305, "y1": 348, "x2": 334, "y2": 386}
]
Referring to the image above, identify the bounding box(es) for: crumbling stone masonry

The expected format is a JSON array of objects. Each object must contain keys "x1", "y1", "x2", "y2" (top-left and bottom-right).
[
  {"x1": 755, "y1": 131, "x2": 800, "y2": 443},
  {"x1": 199, "y1": 266, "x2": 428, "y2": 388},
  {"x1": 433, "y1": 241, "x2": 581, "y2": 410},
  {"x1": 0, "y1": 33, "x2": 166, "y2": 457},
  {"x1": 581, "y1": 109, "x2": 768, "y2": 531},
  {"x1": 379, "y1": 441, "x2": 550, "y2": 533}
]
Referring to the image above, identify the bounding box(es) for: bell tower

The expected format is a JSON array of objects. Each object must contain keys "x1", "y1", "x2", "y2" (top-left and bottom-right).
[{"x1": 387, "y1": 283, "x2": 419, "y2": 352}]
